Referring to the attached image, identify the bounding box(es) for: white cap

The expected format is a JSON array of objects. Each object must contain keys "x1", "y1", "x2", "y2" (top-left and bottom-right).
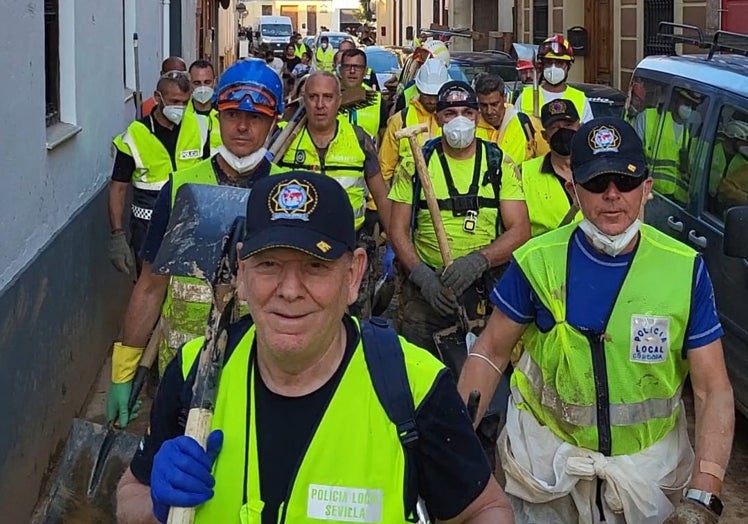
[{"x1": 415, "y1": 58, "x2": 450, "y2": 96}]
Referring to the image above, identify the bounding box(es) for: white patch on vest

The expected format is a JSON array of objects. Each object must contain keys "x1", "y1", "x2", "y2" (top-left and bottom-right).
[
  {"x1": 307, "y1": 484, "x2": 383, "y2": 522},
  {"x1": 179, "y1": 149, "x2": 201, "y2": 160},
  {"x1": 630, "y1": 314, "x2": 670, "y2": 363}
]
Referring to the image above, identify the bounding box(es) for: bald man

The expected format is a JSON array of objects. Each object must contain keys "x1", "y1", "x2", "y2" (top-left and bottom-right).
[{"x1": 141, "y1": 57, "x2": 188, "y2": 117}]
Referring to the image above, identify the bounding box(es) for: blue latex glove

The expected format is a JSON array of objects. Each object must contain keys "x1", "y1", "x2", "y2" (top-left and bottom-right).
[
  {"x1": 151, "y1": 430, "x2": 224, "y2": 523},
  {"x1": 382, "y1": 245, "x2": 396, "y2": 282}
]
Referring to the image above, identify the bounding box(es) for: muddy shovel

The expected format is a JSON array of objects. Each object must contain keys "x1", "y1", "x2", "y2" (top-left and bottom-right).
[
  {"x1": 394, "y1": 124, "x2": 482, "y2": 377},
  {"x1": 150, "y1": 183, "x2": 250, "y2": 524}
]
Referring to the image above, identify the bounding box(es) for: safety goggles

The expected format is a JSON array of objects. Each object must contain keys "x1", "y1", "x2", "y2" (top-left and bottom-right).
[
  {"x1": 581, "y1": 174, "x2": 645, "y2": 194},
  {"x1": 216, "y1": 83, "x2": 278, "y2": 116},
  {"x1": 161, "y1": 70, "x2": 190, "y2": 80},
  {"x1": 538, "y1": 40, "x2": 571, "y2": 59}
]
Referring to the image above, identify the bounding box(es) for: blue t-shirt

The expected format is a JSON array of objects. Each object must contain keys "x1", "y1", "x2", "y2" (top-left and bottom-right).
[
  {"x1": 140, "y1": 156, "x2": 274, "y2": 263},
  {"x1": 491, "y1": 228, "x2": 723, "y2": 350}
]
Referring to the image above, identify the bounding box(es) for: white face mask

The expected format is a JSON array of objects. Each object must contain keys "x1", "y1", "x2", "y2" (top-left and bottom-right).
[
  {"x1": 578, "y1": 218, "x2": 642, "y2": 257},
  {"x1": 162, "y1": 105, "x2": 185, "y2": 125},
  {"x1": 543, "y1": 65, "x2": 566, "y2": 86},
  {"x1": 321, "y1": 43, "x2": 328, "y2": 49},
  {"x1": 192, "y1": 86, "x2": 215, "y2": 105},
  {"x1": 442, "y1": 115, "x2": 476, "y2": 149},
  {"x1": 218, "y1": 145, "x2": 268, "y2": 174},
  {"x1": 677, "y1": 104, "x2": 693, "y2": 122},
  {"x1": 573, "y1": 184, "x2": 643, "y2": 257}
]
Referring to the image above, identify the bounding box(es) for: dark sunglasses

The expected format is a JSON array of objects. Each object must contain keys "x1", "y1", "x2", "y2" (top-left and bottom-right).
[{"x1": 581, "y1": 174, "x2": 645, "y2": 194}]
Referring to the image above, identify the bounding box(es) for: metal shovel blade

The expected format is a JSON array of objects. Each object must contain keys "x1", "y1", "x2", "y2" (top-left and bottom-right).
[
  {"x1": 30, "y1": 419, "x2": 140, "y2": 524},
  {"x1": 152, "y1": 183, "x2": 250, "y2": 281}
]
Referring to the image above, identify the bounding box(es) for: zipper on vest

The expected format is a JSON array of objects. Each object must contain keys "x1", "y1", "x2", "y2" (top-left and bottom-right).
[{"x1": 581, "y1": 329, "x2": 612, "y2": 456}]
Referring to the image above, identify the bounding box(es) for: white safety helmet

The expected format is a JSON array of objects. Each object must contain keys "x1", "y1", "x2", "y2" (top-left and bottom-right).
[
  {"x1": 420, "y1": 39, "x2": 451, "y2": 67},
  {"x1": 415, "y1": 58, "x2": 450, "y2": 96},
  {"x1": 723, "y1": 119, "x2": 748, "y2": 141}
]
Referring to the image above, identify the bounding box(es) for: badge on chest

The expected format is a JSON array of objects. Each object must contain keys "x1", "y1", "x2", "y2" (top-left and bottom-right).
[{"x1": 630, "y1": 314, "x2": 670, "y2": 363}]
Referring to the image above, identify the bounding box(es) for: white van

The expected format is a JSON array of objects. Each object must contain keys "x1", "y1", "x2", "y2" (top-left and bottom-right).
[{"x1": 255, "y1": 15, "x2": 294, "y2": 55}]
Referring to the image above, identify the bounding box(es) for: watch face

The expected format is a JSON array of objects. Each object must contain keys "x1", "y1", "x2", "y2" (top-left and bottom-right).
[{"x1": 686, "y1": 489, "x2": 723, "y2": 517}]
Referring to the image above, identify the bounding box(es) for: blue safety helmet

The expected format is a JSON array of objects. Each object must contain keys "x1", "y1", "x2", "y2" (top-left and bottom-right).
[{"x1": 214, "y1": 58, "x2": 284, "y2": 116}]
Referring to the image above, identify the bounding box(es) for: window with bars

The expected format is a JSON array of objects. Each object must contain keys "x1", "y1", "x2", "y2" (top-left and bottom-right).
[
  {"x1": 44, "y1": 0, "x2": 60, "y2": 127},
  {"x1": 643, "y1": 0, "x2": 675, "y2": 56}
]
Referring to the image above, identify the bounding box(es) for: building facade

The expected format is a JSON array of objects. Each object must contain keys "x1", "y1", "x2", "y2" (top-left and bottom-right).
[
  {"x1": 0, "y1": 1, "x2": 195, "y2": 520},
  {"x1": 515, "y1": 0, "x2": 743, "y2": 90},
  {"x1": 242, "y1": 0, "x2": 364, "y2": 37}
]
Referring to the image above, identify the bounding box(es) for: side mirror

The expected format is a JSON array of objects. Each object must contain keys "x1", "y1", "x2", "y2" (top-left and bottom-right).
[{"x1": 724, "y1": 205, "x2": 748, "y2": 258}]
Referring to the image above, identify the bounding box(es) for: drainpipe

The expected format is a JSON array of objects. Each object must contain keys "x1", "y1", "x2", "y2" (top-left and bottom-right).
[{"x1": 162, "y1": 0, "x2": 171, "y2": 59}]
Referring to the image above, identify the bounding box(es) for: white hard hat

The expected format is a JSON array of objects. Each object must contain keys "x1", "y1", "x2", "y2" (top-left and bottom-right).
[
  {"x1": 723, "y1": 119, "x2": 748, "y2": 141},
  {"x1": 415, "y1": 58, "x2": 450, "y2": 95},
  {"x1": 420, "y1": 39, "x2": 450, "y2": 67}
]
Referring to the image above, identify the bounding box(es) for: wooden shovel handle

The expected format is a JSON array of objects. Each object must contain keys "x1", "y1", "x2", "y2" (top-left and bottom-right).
[{"x1": 408, "y1": 135, "x2": 453, "y2": 266}]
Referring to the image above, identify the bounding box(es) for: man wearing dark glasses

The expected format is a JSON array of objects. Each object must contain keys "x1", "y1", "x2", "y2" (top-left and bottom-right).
[
  {"x1": 457, "y1": 117, "x2": 733, "y2": 523},
  {"x1": 105, "y1": 59, "x2": 287, "y2": 429}
]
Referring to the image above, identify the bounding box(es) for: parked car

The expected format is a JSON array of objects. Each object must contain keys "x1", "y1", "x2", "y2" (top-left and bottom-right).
[
  {"x1": 302, "y1": 35, "x2": 315, "y2": 50},
  {"x1": 363, "y1": 46, "x2": 403, "y2": 93},
  {"x1": 625, "y1": 23, "x2": 748, "y2": 414},
  {"x1": 312, "y1": 31, "x2": 353, "y2": 52}
]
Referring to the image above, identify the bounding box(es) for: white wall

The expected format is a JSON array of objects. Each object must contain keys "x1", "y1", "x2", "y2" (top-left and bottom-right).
[{"x1": 0, "y1": 0, "x2": 164, "y2": 291}]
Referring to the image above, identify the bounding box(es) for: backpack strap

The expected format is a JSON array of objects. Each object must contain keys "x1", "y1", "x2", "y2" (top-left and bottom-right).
[{"x1": 361, "y1": 317, "x2": 420, "y2": 523}]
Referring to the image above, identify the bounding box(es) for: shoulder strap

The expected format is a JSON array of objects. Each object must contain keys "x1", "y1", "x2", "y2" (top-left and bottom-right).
[
  {"x1": 361, "y1": 317, "x2": 419, "y2": 523},
  {"x1": 515, "y1": 111, "x2": 535, "y2": 142}
]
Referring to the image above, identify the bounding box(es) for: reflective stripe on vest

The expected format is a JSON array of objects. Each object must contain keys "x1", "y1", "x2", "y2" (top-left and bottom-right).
[
  {"x1": 113, "y1": 112, "x2": 207, "y2": 188},
  {"x1": 643, "y1": 110, "x2": 690, "y2": 200},
  {"x1": 179, "y1": 320, "x2": 444, "y2": 523},
  {"x1": 512, "y1": 224, "x2": 694, "y2": 456},
  {"x1": 413, "y1": 140, "x2": 501, "y2": 268},
  {"x1": 279, "y1": 118, "x2": 367, "y2": 229},
  {"x1": 520, "y1": 86, "x2": 587, "y2": 121},
  {"x1": 520, "y1": 155, "x2": 579, "y2": 237}
]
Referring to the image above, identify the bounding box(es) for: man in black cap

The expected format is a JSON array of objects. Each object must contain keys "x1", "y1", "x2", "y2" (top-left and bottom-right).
[
  {"x1": 389, "y1": 80, "x2": 530, "y2": 468},
  {"x1": 520, "y1": 98, "x2": 581, "y2": 237},
  {"x1": 458, "y1": 117, "x2": 734, "y2": 523},
  {"x1": 117, "y1": 170, "x2": 514, "y2": 523}
]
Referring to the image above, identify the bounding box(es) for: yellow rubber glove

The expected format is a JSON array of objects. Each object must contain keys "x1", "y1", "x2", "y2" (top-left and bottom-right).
[{"x1": 111, "y1": 342, "x2": 144, "y2": 383}]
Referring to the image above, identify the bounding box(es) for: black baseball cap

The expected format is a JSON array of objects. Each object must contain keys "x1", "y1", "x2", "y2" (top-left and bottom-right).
[
  {"x1": 541, "y1": 99, "x2": 579, "y2": 128},
  {"x1": 571, "y1": 117, "x2": 647, "y2": 184},
  {"x1": 239, "y1": 171, "x2": 356, "y2": 261},
  {"x1": 436, "y1": 81, "x2": 479, "y2": 113}
]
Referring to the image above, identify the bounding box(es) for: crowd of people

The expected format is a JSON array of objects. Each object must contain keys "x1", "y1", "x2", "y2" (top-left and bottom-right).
[{"x1": 107, "y1": 33, "x2": 734, "y2": 524}]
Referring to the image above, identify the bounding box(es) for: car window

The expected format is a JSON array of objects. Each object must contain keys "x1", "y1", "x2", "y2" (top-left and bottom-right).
[
  {"x1": 705, "y1": 106, "x2": 748, "y2": 221},
  {"x1": 633, "y1": 81, "x2": 709, "y2": 207},
  {"x1": 366, "y1": 51, "x2": 400, "y2": 73},
  {"x1": 261, "y1": 24, "x2": 292, "y2": 37}
]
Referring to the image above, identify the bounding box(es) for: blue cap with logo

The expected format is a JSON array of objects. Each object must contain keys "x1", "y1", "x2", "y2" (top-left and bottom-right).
[
  {"x1": 239, "y1": 171, "x2": 356, "y2": 261},
  {"x1": 570, "y1": 117, "x2": 647, "y2": 184}
]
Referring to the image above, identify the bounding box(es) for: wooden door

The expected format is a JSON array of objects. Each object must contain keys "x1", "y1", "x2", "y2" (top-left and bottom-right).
[
  {"x1": 472, "y1": 0, "x2": 499, "y2": 51},
  {"x1": 584, "y1": 0, "x2": 612, "y2": 85},
  {"x1": 307, "y1": 6, "x2": 317, "y2": 35},
  {"x1": 722, "y1": 0, "x2": 748, "y2": 33},
  {"x1": 281, "y1": 5, "x2": 299, "y2": 32}
]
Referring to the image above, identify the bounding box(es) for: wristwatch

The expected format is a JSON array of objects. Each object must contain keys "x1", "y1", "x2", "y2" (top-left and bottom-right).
[{"x1": 684, "y1": 488, "x2": 724, "y2": 517}]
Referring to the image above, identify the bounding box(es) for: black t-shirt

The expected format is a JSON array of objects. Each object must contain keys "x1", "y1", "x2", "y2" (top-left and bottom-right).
[
  {"x1": 139, "y1": 156, "x2": 274, "y2": 263},
  {"x1": 111, "y1": 113, "x2": 182, "y2": 183},
  {"x1": 130, "y1": 316, "x2": 491, "y2": 522}
]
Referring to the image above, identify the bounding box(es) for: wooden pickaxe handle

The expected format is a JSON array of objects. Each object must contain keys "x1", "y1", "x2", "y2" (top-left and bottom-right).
[{"x1": 395, "y1": 123, "x2": 453, "y2": 267}]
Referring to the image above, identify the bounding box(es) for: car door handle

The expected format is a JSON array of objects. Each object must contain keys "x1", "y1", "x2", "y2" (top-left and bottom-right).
[
  {"x1": 666, "y1": 216, "x2": 684, "y2": 232},
  {"x1": 688, "y1": 230, "x2": 707, "y2": 249}
]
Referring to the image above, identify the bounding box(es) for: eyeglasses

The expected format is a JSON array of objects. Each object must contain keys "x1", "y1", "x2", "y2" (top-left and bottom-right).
[
  {"x1": 581, "y1": 174, "x2": 645, "y2": 194},
  {"x1": 216, "y1": 83, "x2": 278, "y2": 115},
  {"x1": 340, "y1": 64, "x2": 366, "y2": 71}
]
